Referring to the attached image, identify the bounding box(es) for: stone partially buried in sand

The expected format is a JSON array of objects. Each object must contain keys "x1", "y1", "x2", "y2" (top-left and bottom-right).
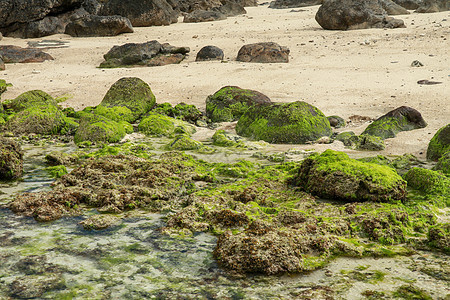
[
  {"x1": 65, "y1": 15, "x2": 134, "y2": 37},
  {"x1": 315, "y1": 0, "x2": 406, "y2": 30},
  {"x1": 183, "y1": 10, "x2": 226, "y2": 23},
  {"x1": 206, "y1": 86, "x2": 272, "y2": 122},
  {"x1": 196, "y1": 45, "x2": 224, "y2": 61},
  {"x1": 237, "y1": 42, "x2": 290, "y2": 63},
  {"x1": 236, "y1": 101, "x2": 332, "y2": 144},
  {"x1": 362, "y1": 106, "x2": 427, "y2": 139},
  {"x1": 0, "y1": 45, "x2": 53, "y2": 63}
]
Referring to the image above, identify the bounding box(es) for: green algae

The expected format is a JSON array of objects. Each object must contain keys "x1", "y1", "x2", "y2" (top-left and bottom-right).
[
  {"x1": 165, "y1": 135, "x2": 204, "y2": 151},
  {"x1": 46, "y1": 165, "x2": 68, "y2": 178},
  {"x1": 403, "y1": 167, "x2": 449, "y2": 207},
  {"x1": 138, "y1": 114, "x2": 195, "y2": 137},
  {"x1": 3, "y1": 90, "x2": 57, "y2": 112},
  {"x1": 93, "y1": 105, "x2": 135, "y2": 123},
  {"x1": 74, "y1": 114, "x2": 127, "y2": 145},
  {"x1": 236, "y1": 101, "x2": 332, "y2": 144},
  {"x1": 434, "y1": 151, "x2": 450, "y2": 175},
  {"x1": 152, "y1": 102, "x2": 203, "y2": 124},
  {"x1": 0, "y1": 79, "x2": 12, "y2": 96},
  {"x1": 100, "y1": 77, "x2": 156, "y2": 122},
  {"x1": 393, "y1": 284, "x2": 433, "y2": 300},
  {"x1": 427, "y1": 124, "x2": 450, "y2": 161}
]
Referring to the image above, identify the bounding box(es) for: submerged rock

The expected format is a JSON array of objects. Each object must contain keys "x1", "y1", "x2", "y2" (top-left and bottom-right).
[
  {"x1": 10, "y1": 274, "x2": 65, "y2": 299},
  {"x1": 236, "y1": 101, "x2": 332, "y2": 144},
  {"x1": 79, "y1": 214, "x2": 121, "y2": 230},
  {"x1": 291, "y1": 150, "x2": 407, "y2": 202},
  {"x1": 100, "y1": 77, "x2": 156, "y2": 122},
  {"x1": 427, "y1": 124, "x2": 450, "y2": 161},
  {"x1": 206, "y1": 86, "x2": 272, "y2": 122},
  {"x1": 362, "y1": 106, "x2": 427, "y2": 139},
  {"x1": 315, "y1": 0, "x2": 406, "y2": 30},
  {"x1": 0, "y1": 137, "x2": 23, "y2": 180},
  {"x1": 236, "y1": 42, "x2": 290, "y2": 63}
]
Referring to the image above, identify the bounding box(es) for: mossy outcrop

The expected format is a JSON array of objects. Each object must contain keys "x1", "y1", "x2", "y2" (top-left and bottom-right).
[
  {"x1": 336, "y1": 132, "x2": 385, "y2": 151},
  {"x1": 403, "y1": 168, "x2": 449, "y2": 206},
  {"x1": 74, "y1": 114, "x2": 127, "y2": 145},
  {"x1": 138, "y1": 114, "x2": 195, "y2": 137},
  {"x1": 0, "y1": 79, "x2": 11, "y2": 98},
  {"x1": 236, "y1": 101, "x2": 332, "y2": 144},
  {"x1": 152, "y1": 102, "x2": 203, "y2": 124},
  {"x1": 434, "y1": 151, "x2": 450, "y2": 175},
  {"x1": 362, "y1": 106, "x2": 427, "y2": 139},
  {"x1": 291, "y1": 150, "x2": 407, "y2": 202},
  {"x1": 427, "y1": 223, "x2": 449, "y2": 254},
  {"x1": 0, "y1": 137, "x2": 23, "y2": 180},
  {"x1": 206, "y1": 86, "x2": 272, "y2": 122},
  {"x1": 100, "y1": 77, "x2": 156, "y2": 122},
  {"x1": 427, "y1": 124, "x2": 450, "y2": 161},
  {"x1": 166, "y1": 135, "x2": 203, "y2": 151},
  {"x1": 3, "y1": 90, "x2": 57, "y2": 112},
  {"x1": 212, "y1": 130, "x2": 243, "y2": 147}
]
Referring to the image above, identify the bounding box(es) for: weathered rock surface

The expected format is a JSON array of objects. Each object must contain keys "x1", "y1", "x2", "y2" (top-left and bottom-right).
[
  {"x1": 236, "y1": 101, "x2": 332, "y2": 144},
  {"x1": 0, "y1": 46, "x2": 53, "y2": 63},
  {"x1": 79, "y1": 214, "x2": 121, "y2": 230},
  {"x1": 183, "y1": 10, "x2": 226, "y2": 23},
  {"x1": 98, "y1": 0, "x2": 178, "y2": 26},
  {"x1": 99, "y1": 40, "x2": 190, "y2": 68},
  {"x1": 427, "y1": 124, "x2": 450, "y2": 161},
  {"x1": 2, "y1": 16, "x2": 65, "y2": 38},
  {"x1": 393, "y1": 0, "x2": 423, "y2": 9},
  {"x1": 10, "y1": 274, "x2": 65, "y2": 298},
  {"x1": 0, "y1": 57, "x2": 5, "y2": 71},
  {"x1": 176, "y1": 0, "x2": 256, "y2": 13},
  {"x1": 315, "y1": 0, "x2": 406, "y2": 30},
  {"x1": 362, "y1": 106, "x2": 427, "y2": 139},
  {"x1": 0, "y1": 137, "x2": 23, "y2": 180},
  {"x1": 380, "y1": 0, "x2": 410, "y2": 14},
  {"x1": 196, "y1": 45, "x2": 224, "y2": 61},
  {"x1": 213, "y1": 2, "x2": 247, "y2": 16},
  {"x1": 206, "y1": 86, "x2": 272, "y2": 122},
  {"x1": 237, "y1": 42, "x2": 290, "y2": 63},
  {"x1": 65, "y1": 15, "x2": 133, "y2": 37},
  {"x1": 74, "y1": 113, "x2": 127, "y2": 144},
  {"x1": 416, "y1": 0, "x2": 449, "y2": 12},
  {"x1": 291, "y1": 150, "x2": 407, "y2": 202},
  {"x1": 269, "y1": 0, "x2": 323, "y2": 9}
]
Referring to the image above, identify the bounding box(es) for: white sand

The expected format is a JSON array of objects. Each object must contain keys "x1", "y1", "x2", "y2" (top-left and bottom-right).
[{"x1": 1, "y1": 4, "x2": 449, "y2": 159}]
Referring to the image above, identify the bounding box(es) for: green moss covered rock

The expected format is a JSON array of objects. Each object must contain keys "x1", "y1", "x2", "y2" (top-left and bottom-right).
[
  {"x1": 236, "y1": 101, "x2": 332, "y2": 144},
  {"x1": 74, "y1": 114, "x2": 127, "y2": 144},
  {"x1": 206, "y1": 86, "x2": 272, "y2": 122},
  {"x1": 427, "y1": 124, "x2": 450, "y2": 161},
  {"x1": 0, "y1": 137, "x2": 23, "y2": 180},
  {"x1": 434, "y1": 151, "x2": 450, "y2": 175},
  {"x1": 362, "y1": 106, "x2": 427, "y2": 139},
  {"x1": 6, "y1": 105, "x2": 69, "y2": 135},
  {"x1": 93, "y1": 105, "x2": 135, "y2": 123},
  {"x1": 4, "y1": 90, "x2": 57, "y2": 112},
  {"x1": 212, "y1": 130, "x2": 240, "y2": 147},
  {"x1": 0, "y1": 79, "x2": 12, "y2": 97},
  {"x1": 427, "y1": 223, "x2": 449, "y2": 254},
  {"x1": 404, "y1": 167, "x2": 449, "y2": 197},
  {"x1": 327, "y1": 115, "x2": 346, "y2": 128},
  {"x1": 138, "y1": 114, "x2": 195, "y2": 137},
  {"x1": 100, "y1": 77, "x2": 156, "y2": 122},
  {"x1": 152, "y1": 102, "x2": 203, "y2": 124},
  {"x1": 166, "y1": 135, "x2": 203, "y2": 151},
  {"x1": 292, "y1": 150, "x2": 407, "y2": 202}
]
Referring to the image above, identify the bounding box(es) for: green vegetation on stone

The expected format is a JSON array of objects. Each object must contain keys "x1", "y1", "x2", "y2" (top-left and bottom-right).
[
  {"x1": 393, "y1": 285, "x2": 433, "y2": 300},
  {"x1": 46, "y1": 165, "x2": 68, "y2": 178},
  {"x1": 427, "y1": 124, "x2": 450, "y2": 161},
  {"x1": 434, "y1": 151, "x2": 450, "y2": 175},
  {"x1": 74, "y1": 114, "x2": 127, "y2": 145},
  {"x1": 166, "y1": 135, "x2": 204, "y2": 151},
  {"x1": 138, "y1": 114, "x2": 195, "y2": 137}
]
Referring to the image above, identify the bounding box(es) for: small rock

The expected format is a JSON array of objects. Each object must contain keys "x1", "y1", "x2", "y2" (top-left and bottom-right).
[
  {"x1": 417, "y1": 79, "x2": 442, "y2": 85},
  {"x1": 236, "y1": 42, "x2": 290, "y2": 63},
  {"x1": 411, "y1": 60, "x2": 424, "y2": 67},
  {"x1": 196, "y1": 45, "x2": 224, "y2": 61}
]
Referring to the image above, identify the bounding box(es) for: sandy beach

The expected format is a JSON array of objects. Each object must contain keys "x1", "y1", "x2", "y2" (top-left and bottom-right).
[{"x1": 1, "y1": 4, "x2": 449, "y2": 159}]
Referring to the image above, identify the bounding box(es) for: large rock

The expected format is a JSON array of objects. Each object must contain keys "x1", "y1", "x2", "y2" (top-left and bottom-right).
[
  {"x1": 379, "y1": 0, "x2": 410, "y2": 14},
  {"x1": 99, "y1": 40, "x2": 190, "y2": 68},
  {"x1": 291, "y1": 150, "x2": 407, "y2": 202},
  {"x1": 65, "y1": 15, "x2": 133, "y2": 37},
  {"x1": 74, "y1": 114, "x2": 127, "y2": 144},
  {"x1": 98, "y1": 0, "x2": 178, "y2": 26},
  {"x1": 213, "y1": 2, "x2": 247, "y2": 17},
  {"x1": 236, "y1": 42, "x2": 290, "y2": 63},
  {"x1": 2, "y1": 16, "x2": 65, "y2": 38},
  {"x1": 415, "y1": 0, "x2": 449, "y2": 12},
  {"x1": 269, "y1": 0, "x2": 323, "y2": 9},
  {"x1": 315, "y1": 0, "x2": 406, "y2": 30},
  {"x1": 362, "y1": 106, "x2": 427, "y2": 139},
  {"x1": 196, "y1": 45, "x2": 224, "y2": 61},
  {"x1": 0, "y1": 137, "x2": 23, "y2": 180},
  {"x1": 236, "y1": 101, "x2": 332, "y2": 144},
  {"x1": 175, "y1": 0, "x2": 256, "y2": 13},
  {"x1": 0, "y1": 46, "x2": 53, "y2": 63},
  {"x1": 427, "y1": 124, "x2": 450, "y2": 161},
  {"x1": 100, "y1": 77, "x2": 156, "y2": 122},
  {"x1": 183, "y1": 10, "x2": 226, "y2": 23},
  {"x1": 206, "y1": 86, "x2": 272, "y2": 122},
  {"x1": 393, "y1": 0, "x2": 423, "y2": 9}
]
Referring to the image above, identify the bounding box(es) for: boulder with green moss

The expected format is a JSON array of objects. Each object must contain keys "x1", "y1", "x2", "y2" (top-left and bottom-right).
[
  {"x1": 92, "y1": 105, "x2": 135, "y2": 123},
  {"x1": 166, "y1": 135, "x2": 203, "y2": 151},
  {"x1": 0, "y1": 79, "x2": 11, "y2": 97},
  {"x1": 404, "y1": 167, "x2": 449, "y2": 197},
  {"x1": 212, "y1": 130, "x2": 241, "y2": 147},
  {"x1": 152, "y1": 102, "x2": 203, "y2": 124},
  {"x1": 0, "y1": 137, "x2": 23, "y2": 180},
  {"x1": 74, "y1": 114, "x2": 127, "y2": 144},
  {"x1": 138, "y1": 114, "x2": 195, "y2": 137},
  {"x1": 362, "y1": 106, "x2": 427, "y2": 139},
  {"x1": 434, "y1": 151, "x2": 450, "y2": 175},
  {"x1": 99, "y1": 77, "x2": 156, "y2": 122},
  {"x1": 3, "y1": 90, "x2": 57, "y2": 112},
  {"x1": 427, "y1": 223, "x2": 449, "y2": 254},
  {"x1": 236, "y1": 101, "x2": 332, "y2": 144},
  {"x1": 292, "y1": 150, "x2": 407, "y2": 202},
  {"x1": 327, "y1": 115, "x2": 346, "y2": 128},
  {"x1": 427, "y1": 124, "x2": 450, "y2": 161},
  {"x1": 206, "y1": 86, "x2": 272, "y2": 122},
  {"x1": 336, "y1": 132, "x2": 385, "y2": 150}
]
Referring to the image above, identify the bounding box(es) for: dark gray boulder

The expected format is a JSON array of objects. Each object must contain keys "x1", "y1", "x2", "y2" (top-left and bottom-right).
[
  {"x1": 269, "y1": 0, "x2": 323, "y2": 9},
  {"x1": 98, "y1": 0, "x2": 178, "y2": 26},
  {"x1": 65, "y1": 15, "x2": 133, "y2": 37},
  {"x1": 380, "y1": 0, "x2": 410, "y2": 14},
  {"x1": 237, "y1": 42, "x2": 290, "y2": 63},
  {"x1": 415, "y1": 0, "x2": 449, "y2": 12},
  {"x1": 392, "y1": 0, "x2": 423, "y2": 9},
  {"x1": 0, "y1": 45, "x2": 54, "y2": 63},
  {"x1": 183, "y1": 10, "x2": 226, "y2": 23},
  {"x1": 315, "y1": 0, "x2": 406, "y2": 30},
  {"x1": 213, "y1": 2, "x2": 247, "y2": 17},
  {"x1": 2, "y1": 16, "x2": 65, "y2": 38},
  {"x1": 175, "y1": 0, "x2": 256, "y2": 13},
  {"x1": 196, "y1": 45, "x2": 224, "y2": 61}
]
